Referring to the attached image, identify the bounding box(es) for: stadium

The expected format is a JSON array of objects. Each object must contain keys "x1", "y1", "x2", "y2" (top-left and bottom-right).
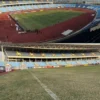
[
  {"x1": 0, "y1": 1, "x2": 100, "y2": 100},
  {"x1": 0, "y1": 43, "x2": 99, "y2": 70},
  {"x1": 0, "y1": 0, "x2": 100, "y2": 43},
  {"x1": 0, "y1": 43, "x2": 100, "y2": 100}
]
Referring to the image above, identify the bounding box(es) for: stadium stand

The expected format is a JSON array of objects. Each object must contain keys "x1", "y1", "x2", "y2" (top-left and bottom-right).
[
  {"x1": 0, "y1": 1, "x2": 99, "y2": 15},
  {"x1": 0, "y1": 43, "x2": 99, "y2": 71}
]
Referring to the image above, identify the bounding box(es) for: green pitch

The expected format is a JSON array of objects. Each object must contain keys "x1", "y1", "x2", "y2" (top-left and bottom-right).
[
  {"x1": 11, "y1": 10, "x2": 83, "y2": 31},
  {"x1": 0, "y1": 65, "x2": 100, "y2": 100}
]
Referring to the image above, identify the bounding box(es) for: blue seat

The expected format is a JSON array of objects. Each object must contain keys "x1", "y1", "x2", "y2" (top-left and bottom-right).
[
  {"x1": 25, "y1": 62, "x2": 34, "y2": 68},
  {"x1": 0, "y1": 61, "x2": 5, "y2": 66},
  {"x1": 7, "y1": 62, "x2": 21, "y2": 68},
  {"x1": 0, "y1": 7, "x2": 6, "y2": 12}
]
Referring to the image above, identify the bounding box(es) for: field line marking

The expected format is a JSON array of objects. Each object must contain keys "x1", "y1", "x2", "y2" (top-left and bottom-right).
[{"x1": 28, "y1": 71, "x2": 60, "y2": 100}]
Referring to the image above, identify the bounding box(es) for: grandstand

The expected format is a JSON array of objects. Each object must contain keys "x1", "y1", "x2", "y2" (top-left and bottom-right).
[{"x1": 0, "y1": 43, "x2": 99, "y2": 70}]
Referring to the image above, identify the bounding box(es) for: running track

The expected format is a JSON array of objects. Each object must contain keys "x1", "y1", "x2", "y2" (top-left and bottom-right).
[{"x1": 0, "y1": 8, "x2": 96, "y2": 43}]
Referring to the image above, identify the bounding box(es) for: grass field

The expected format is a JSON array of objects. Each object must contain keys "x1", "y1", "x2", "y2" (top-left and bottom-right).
[
  {"x1": 11, "y1": 10, "x2": 83, "y2": 31},
  {"x1": 0, "y1": 66, "x2": 100, "y2": 100}
]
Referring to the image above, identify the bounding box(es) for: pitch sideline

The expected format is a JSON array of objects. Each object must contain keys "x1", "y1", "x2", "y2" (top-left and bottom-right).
[{"x1": 28, "y1": 70, "x2": 60, "y2": 100}]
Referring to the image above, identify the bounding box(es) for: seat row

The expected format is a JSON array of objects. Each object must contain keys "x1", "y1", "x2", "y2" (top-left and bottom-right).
[
  {"x1": 0, "y1": 4, "x2": 66, "y2": 12},
  {"x1": 0, "y1": 4, "x2": 100, "y2": 18},
  {"x1": 6, "y1": 51, "x2": 100, "y2": 57},
  {"x1": 1, "y1": 59, "x2": 99, "y2": 69}
]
